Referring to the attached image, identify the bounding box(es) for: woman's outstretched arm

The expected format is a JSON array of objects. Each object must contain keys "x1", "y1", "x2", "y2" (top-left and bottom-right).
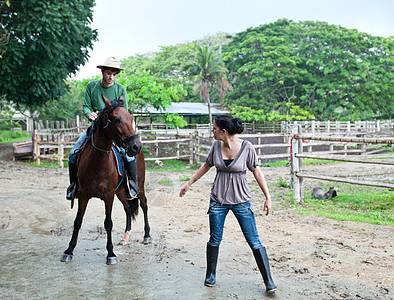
[{"x1": 180, "y1": 162, "x2": 212, "y2": 197}]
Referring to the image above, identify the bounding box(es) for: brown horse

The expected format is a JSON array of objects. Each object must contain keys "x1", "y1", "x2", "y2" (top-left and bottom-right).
[{"x1": 61, "y1": 95, "x2": 151, "y2": 265}]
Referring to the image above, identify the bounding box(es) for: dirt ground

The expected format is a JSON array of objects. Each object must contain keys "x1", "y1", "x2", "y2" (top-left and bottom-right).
[{"x1": 0, "y1": 142, "x2": 393, "y2": 300}]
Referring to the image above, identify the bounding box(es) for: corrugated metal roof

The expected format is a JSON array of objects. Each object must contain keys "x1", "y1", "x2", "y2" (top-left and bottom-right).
[{"x1": 140, "y1": 102, "x2": 229, "y2": 115}]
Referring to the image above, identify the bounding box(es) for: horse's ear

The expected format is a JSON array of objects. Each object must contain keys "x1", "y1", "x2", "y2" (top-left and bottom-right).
[
  {"x1": 102, "y1": 95, "x2": 111, "y2": 107},
  {"x1": 118, "y1": 94, "x2": 125, "y2": 107}
]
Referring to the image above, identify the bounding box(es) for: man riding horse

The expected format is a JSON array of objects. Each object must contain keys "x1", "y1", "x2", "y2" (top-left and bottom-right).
[{"x1": 66, "y1": 56, "x2": 139, "y2": 200}]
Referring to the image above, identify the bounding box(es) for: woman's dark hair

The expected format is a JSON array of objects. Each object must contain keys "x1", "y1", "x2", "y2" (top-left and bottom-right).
[{"x1": 214, "y1": 114, "x2": 244, "y2": 135}]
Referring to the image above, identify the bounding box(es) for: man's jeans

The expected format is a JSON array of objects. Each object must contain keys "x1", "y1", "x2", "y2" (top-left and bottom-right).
[
  {"x1": 207, "y1": 200, "x2": 264, "y2": 250},
  {"x1": 68, "y1": 129, "x2": 135, "y2": 165}
]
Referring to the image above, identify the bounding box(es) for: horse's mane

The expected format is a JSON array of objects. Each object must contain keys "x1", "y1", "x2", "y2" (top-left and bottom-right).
[{"x1": 87, "y1": 99, "x2": 125, "y2": 142}]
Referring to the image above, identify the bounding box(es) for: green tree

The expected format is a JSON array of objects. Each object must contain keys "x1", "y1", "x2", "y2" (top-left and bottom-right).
[
  {"x1": 117, "y1": 70, "x2": 188, "y2": 128},
  {"x1": 231, "y1": 103, "x2": 313, "y2": 122},
  {"x1": 0, "y1": 98, "x2": 14, "y2": 131},
  {"x1": 187, "y1": 44, "x2": 230, "y2": 133},
  {"x1": 34, "y1": 79, "x2": 89, "y2": 121},
  {"x1": 223, "y1": 19, "x2": 394, "y2": 120},
  {"x1": 121, "y1": 33, "x2": 231, "y2": 104},
  {"x1": 0, "y1": 0, "x2": 97, "y2": 108}
]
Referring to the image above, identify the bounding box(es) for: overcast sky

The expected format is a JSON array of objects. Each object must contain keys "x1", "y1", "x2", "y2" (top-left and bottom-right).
[{"x1": 73, "y1": 0, "x2": 394, "y2": 80}]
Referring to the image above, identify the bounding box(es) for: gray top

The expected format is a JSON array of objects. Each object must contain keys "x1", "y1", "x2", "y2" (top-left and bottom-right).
[{"x1": 205, "y1": 140, "x2": 259, "y2": 204}]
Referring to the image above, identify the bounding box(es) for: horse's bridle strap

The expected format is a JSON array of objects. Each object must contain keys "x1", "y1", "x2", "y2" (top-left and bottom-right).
[{"x1": 105, "y1": 119, "x2": 139, "y2": 148}]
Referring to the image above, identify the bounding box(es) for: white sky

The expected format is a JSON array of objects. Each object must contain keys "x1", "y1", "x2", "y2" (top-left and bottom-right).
[{"x1": 73, "y1": 0, "x2": 394, "y2": 80}]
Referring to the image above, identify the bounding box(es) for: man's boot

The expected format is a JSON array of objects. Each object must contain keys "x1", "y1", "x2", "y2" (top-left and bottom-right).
[
  {"x1": 66, "y1": 162, "x2": 78, "y2": 200},
  {"x1": 252, "y1": 247, "x2": 277, "y2": 293},
  {"x1": 125, "y1": 158, "x2": 139, "y2": 199},
  {"x1": 204, "y1": 244, "x2": 219, "y2": 287}
]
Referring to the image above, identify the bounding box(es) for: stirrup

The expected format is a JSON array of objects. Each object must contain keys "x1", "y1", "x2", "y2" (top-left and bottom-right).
[
  {"x1": 66, "y1": 182, "x2": 76, "y2": 200},
  {"x1": 125, "y1": 176, "x2": 139, "y2": 200},
  {"x1": 126, "y1": 185, "x2": 139, "y2": 200}
]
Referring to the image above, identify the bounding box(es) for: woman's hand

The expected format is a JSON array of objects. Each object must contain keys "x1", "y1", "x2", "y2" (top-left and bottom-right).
[
  {"x1": 179, "y1": 183, "x2": 191, "y2": 197},
  {"x1": 179, "y1": 162, "x2": 211, "y2": 198},
  {"x1": 263, "y1": 198, "x2": 272, "y2": 216}
]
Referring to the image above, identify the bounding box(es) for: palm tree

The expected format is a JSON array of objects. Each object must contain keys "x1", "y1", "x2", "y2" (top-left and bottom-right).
[{"x1": 188, "y1": 44, "x2": 230, "y2": 134}]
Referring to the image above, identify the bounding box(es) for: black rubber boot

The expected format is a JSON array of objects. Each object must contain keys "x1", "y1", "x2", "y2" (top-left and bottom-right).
[
  {"x1": 66, "y1": 162, "x2": 78, "y2": 200},
  {"x1": 253, "y1": 247, "x2": 277, "y2": 293},
  {"x1": 125, "y1": 158, "x2": 139, "y2": 199},
  {"x1": 204, "y1": 244, "x2": 219, "y2": 287}
]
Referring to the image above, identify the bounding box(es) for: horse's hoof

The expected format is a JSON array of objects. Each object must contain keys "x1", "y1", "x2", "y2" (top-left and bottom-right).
[
  {"x1": 106, "y1": 257, "x2": 117, "y2": 265},
  {"x1": 118, "y1": 239, "x2": 129, "y2": 246},
  {"x1": 143, "y1": 237, "x2": 152, "y2": 244},
  {"x1": 61, "y1": 254, "x2": 73, "y2": 262}
]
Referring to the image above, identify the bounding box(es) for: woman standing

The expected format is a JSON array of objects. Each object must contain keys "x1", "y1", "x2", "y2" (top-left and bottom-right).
[{"x1": 180, "y1": 114, "x2": 277, "y2": 293}]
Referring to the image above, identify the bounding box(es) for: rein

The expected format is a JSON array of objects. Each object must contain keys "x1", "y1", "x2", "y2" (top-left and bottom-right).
[
  {"x1": 91, "y1": 127, "x2": 111, "y2": 154},
  {"x1": 90, "y1": 117, "x2": 139, "y2": 154},
  {"x1": 104, "y1": 119, "x2": 139, "y2": 150}
]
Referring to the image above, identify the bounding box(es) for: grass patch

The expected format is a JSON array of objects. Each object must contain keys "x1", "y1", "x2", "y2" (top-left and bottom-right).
[
  {"x1": 0, "y1": 130, "x2": 30, "y2": 144},
  {"x1": 146, "y1": 159, "x2": 199, "y2": 172},
  {"x1": 157, "y1": 179, "x2": 172, "y2": 184},
  {"x1": 262, "y1": 158, "x2": 338, "y2": 168},
  {"x1": 21, "y1": 161, "x2": 59, "y2": 168},
  {"x1": 294, "y1": 188, "x2": 394, "y2": 226},
  {"x1": 179, "y1": 175, "x2": 191, "y2": 182},
  {"x1": 275, "y1": 176, "x2": 289, "y2": 188}
]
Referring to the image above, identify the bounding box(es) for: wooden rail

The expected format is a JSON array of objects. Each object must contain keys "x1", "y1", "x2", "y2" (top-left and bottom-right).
[
  {"x1": 291, "y1": 125, "x2": 394, "y2": 203},
  {"x1": 22, "y1": 124, "x2": 393, "y2": 172}
]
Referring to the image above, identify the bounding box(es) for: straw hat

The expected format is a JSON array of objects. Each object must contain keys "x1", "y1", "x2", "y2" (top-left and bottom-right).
[{"x1": 97, "y1": 56, "x2": 124, "y2": 71}]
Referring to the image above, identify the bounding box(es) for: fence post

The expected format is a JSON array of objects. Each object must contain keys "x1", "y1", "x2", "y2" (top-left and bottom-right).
[
  {"x1": 76, "y1": 115, "x2": 80, "y2": 133},
  {"x1": 291, "y1": 126, "x2": 303, "y2": 203},
  {"x1": 176, "y1": 134, "x2": 180, "y2": 159},
  {"x1": 189, "y1": 132, "x2": 194, "y2": 166},
  {"x1": 34, "y1": 131, "x2": 41, "y2": 165},
  {"x1": 257, "y1": 136, "x2": 262, "y2": 156},
  {"x1": 155, "y1": 133, "x2": 159, "y2": 157},
  {"x1": 58, "y1": 132, "x2": 64, "y2": 168},
  {"x1": 32, "y1": 130, "x2": 38, "y2": 162},
  {"x1": 297, "y1": 125, "x2": 304, "y2": 202}
]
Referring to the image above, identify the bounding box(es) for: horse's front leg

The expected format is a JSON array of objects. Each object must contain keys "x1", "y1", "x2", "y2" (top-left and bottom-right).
[
  {"x1": 140, "y1": 195, "x2": 152, "y2": 244},
  {"x1": 104, "y1": 196, "x2": 117, "y2": 265},
  {"x1": 61, "y1": 198, "x2": 89, "y2": 262}
]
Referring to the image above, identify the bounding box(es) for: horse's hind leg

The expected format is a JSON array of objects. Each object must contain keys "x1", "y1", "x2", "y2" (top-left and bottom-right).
[
  {"x1": 104, "y1": 197, "x2": 117, "y2": 265},
  {"x1": 61, "y1": 198, "x2": 89, "y2": 262},
  {"x1": 140, "y1": 195, "x2": 152, "y2": 244},
  {"x1": 118, "y1": 194, "x2": 133, "y2": 245}
]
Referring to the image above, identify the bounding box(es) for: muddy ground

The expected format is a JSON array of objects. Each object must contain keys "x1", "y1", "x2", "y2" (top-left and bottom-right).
[{"x1": 0, "y1": 143, "x2": 393, "y2": 300}]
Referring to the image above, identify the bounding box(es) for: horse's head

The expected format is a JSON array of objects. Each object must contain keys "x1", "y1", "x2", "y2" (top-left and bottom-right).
[{"x1": 101, "y1": 94, "x2": 142, "y2": 156}]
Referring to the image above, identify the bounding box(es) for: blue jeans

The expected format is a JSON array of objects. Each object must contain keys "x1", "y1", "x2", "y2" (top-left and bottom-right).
[
  {"x1": 207, "y1": 200, "x2": 263, "y2": 250},
  {"x1": 68, "y1": 129, "x2": 135, "y2": 164}
]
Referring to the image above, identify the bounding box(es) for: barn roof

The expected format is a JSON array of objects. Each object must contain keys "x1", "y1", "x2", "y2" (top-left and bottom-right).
[{"x1": 140, "y1": 102, "x2": 229, "y2": 116}]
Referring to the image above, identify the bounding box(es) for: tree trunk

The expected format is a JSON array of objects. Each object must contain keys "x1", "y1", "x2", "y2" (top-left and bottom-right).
[{"x1": 203, "y1": 80, "x2": 213, "y2": 137}]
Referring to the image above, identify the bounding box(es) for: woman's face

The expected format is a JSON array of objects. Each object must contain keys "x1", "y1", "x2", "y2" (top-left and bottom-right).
[{"x1": 212, "y1": 122, "x2": 225, "y2": 140}]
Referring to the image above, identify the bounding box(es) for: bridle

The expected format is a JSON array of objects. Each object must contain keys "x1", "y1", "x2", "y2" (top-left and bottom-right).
[
  {"x1": 91, "y1": 115, "x2": 139, "y2": 155},
  {"x1": 104, "y1": 118, "x2": 139, "y2": 151}
]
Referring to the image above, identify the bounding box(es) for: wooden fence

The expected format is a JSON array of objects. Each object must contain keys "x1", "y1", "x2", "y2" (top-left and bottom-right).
[
  {"x1": 290, "y1": 125, "x2": 394, "y2": 203},
  {"x1": 282, "y1": 120, "x2": 393, "y2": 135},
  {"x1": 135, "y1": 120, "x2": 393, "y2": 135},
  {"x1": 15, "y1": 118, "x2": 393, "y2": 169}
]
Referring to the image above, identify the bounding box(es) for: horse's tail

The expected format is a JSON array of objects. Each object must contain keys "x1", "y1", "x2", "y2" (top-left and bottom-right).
[{"x1": 128, "y1": 198, "x2": 139, "y2": 219}]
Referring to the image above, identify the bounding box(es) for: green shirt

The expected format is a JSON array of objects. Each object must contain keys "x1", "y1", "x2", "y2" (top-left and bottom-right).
[{"x1": 82, "y1": 80, "x2": 128, "y2": 119}]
